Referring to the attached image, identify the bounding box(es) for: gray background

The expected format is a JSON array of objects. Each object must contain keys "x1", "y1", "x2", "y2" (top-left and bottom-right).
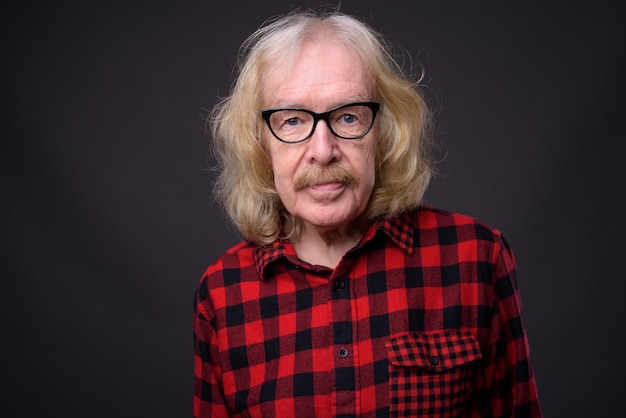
[{"x1": 3, "y1": 0, "x2": 624, "y2": 416}]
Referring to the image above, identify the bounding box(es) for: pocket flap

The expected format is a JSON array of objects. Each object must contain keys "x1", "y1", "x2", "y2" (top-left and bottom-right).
[{"x1": 386, "y1": 331, "x2": 482, "y2": 372}]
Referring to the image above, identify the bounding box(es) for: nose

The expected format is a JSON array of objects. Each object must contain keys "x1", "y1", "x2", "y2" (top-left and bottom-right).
[{"x1": 307, "y1": 120, "x2": 340, "y2": 164}]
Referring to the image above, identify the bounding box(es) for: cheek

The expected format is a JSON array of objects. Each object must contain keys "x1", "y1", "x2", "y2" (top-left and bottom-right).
[
  {"x1": 270, "y1": 156, "x2": 297, "y2": 184},
  {"x1": 360, "y1": 164, "x2": 376, "y2": 199},
  {"x1": 268, "y1": 145, "x2": 289, "y2": 179},
  {"x1": 273, "y1": 173, "x2": 290, "y2": 196},
  {"x1": 270, "y1": 156, "x2": 298, "y2": 200},
  {"x1": 360, "y1": 144, "x2": 378, "y2": 186}
]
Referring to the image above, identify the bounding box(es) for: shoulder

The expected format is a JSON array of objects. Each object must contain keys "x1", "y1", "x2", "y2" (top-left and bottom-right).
[
  {"x1": 207, "y1": 239, "x2": 256, "y2": 270},
  {"x1": 410, "y1": 206, "x2": 518, "y2": 284},
  {"x1": 410, "y1": 206, "x2": 512, "y2": 262},
  {"x1": 198, "y1": 240, "x2": 259, "y2": 292},
  {"x1": 413, "y1": 205, "x2": 505, "y2": 242}
]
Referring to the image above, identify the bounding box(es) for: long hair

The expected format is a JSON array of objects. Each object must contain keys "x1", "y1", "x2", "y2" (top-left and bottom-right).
[{"x1": 209, "y1": 10, "x2": 434, "y2": 244}]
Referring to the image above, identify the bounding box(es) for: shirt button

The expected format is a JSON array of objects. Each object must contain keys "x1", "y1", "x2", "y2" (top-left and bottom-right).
[
  {"x1": 338, "y1": 347, "x2": 349, "y2": 358},
  {"x1": 429, "y1": 355, "x2": 439, "y2": 365},
  {"x1": 334, "y1": 279, "x2": 346, "y2": 290}
]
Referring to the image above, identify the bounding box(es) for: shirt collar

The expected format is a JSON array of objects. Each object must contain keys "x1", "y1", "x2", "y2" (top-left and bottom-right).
[{"x1": 253, "y1": 211, "x2": 415, "y2": 281}]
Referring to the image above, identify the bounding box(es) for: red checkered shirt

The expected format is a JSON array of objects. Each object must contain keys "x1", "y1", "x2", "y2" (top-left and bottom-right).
[{"x1": 193, "y1": 206, "x2": 542, "y2": 417}]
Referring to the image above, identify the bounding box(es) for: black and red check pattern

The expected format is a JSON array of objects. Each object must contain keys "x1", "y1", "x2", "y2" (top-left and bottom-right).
[
  {"x1": 193, "y1": 206, "x2": 542, "y2": 417},
  {"x1": 386, "y1": 332, "x2": 482, "y2": 416}
]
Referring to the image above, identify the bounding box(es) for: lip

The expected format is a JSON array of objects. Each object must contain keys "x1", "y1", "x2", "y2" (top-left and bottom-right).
[
  {"x1": 305, "y1": 182, "x2": 347, "y2": 199},
  {"x1": 309, "y1": 182, "x2": 344, "y2": 191}
]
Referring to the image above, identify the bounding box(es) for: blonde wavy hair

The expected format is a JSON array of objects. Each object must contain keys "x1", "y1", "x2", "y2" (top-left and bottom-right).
[{"x1": 209, "y1": 10, "x2": 434, "y2": 245}]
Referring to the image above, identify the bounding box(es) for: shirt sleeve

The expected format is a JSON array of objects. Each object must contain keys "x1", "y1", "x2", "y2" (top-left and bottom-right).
[
  {"x1": 193, "y1": 274, "x2": 229, "y2": 418},
  {"x1": 485, "y1": 236, "x2": 542, "y2": 417}
]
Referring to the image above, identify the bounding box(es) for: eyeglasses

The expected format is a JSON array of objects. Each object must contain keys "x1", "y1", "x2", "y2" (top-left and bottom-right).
[{"x1": 261, "y1": 102, "x2": 380, "y2": 144}]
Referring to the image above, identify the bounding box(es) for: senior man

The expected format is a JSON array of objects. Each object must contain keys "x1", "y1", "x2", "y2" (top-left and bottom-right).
[{"x1": 194, "y1": 10, "x2": 542, "y2": 418}]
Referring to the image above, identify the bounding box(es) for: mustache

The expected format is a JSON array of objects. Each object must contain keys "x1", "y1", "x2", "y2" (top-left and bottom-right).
[{"x1": 293, "y1": 163, "x2": 359, "y2": 191}]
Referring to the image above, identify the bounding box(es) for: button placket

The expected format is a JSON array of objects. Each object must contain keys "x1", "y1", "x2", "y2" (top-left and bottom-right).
[{"x1": 328, "y1": 267, "x2": 356, "y2": 415}]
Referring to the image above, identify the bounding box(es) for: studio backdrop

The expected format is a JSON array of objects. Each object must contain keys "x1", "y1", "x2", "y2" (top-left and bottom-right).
[{"x1": 2, "y1": 1, "x2": 625, "y2": 417}]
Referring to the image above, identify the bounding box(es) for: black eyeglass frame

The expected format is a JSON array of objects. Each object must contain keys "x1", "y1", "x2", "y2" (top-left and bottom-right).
[{"x1": 261, "y1": 101, "x2": 380, "y2": 144}]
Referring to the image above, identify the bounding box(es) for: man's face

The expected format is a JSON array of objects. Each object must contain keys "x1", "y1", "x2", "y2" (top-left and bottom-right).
[{"x1": 261, "y1": 39, "x2": 378, "y2": 235}]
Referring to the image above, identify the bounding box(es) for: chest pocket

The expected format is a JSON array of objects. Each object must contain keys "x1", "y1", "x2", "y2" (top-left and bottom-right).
[{"x1": 385, "y1": 331, "x2": 482, "y2": 417}]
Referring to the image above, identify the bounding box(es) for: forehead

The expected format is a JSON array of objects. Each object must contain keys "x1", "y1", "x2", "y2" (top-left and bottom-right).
[{"x1": 261, "y1": 39, "x2": 373, "y2": 109}]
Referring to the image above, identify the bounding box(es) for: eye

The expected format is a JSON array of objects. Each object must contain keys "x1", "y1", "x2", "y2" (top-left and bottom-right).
[
  {"x1": 335, "y1": 111, "x2": 364, "y2": 127},
  {"x1": 285, "y1": 117, "x2": 301, "y2": 126},
  {"x1": 341, "y1": 113, "x2": 357, "y2": 124},
  {"x1": 270, "y1": 110, "x2": 307, "y2": 130}
]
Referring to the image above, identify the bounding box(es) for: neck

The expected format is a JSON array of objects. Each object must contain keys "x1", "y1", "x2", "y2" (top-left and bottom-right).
[{"x1": 290, "y1": 221, "x2": 364, "y2": 268}]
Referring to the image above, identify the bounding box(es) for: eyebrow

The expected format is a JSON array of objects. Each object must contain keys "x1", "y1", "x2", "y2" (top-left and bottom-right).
[{"x1": 265, "y1": 96, "x2": 373, "y2": 111}]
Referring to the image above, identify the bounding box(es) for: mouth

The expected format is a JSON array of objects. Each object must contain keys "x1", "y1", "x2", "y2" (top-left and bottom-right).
[
  {"x1": 309, "y1": 181, "x2": 344, "y2": 190},
  {"x1": 293, "y1": 165, "x2": 359, "y2": 192}
]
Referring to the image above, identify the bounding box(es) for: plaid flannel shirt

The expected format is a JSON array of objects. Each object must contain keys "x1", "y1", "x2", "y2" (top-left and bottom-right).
[{"x1": 193, "y1": 206, "x2": 542, "y2": 417}]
